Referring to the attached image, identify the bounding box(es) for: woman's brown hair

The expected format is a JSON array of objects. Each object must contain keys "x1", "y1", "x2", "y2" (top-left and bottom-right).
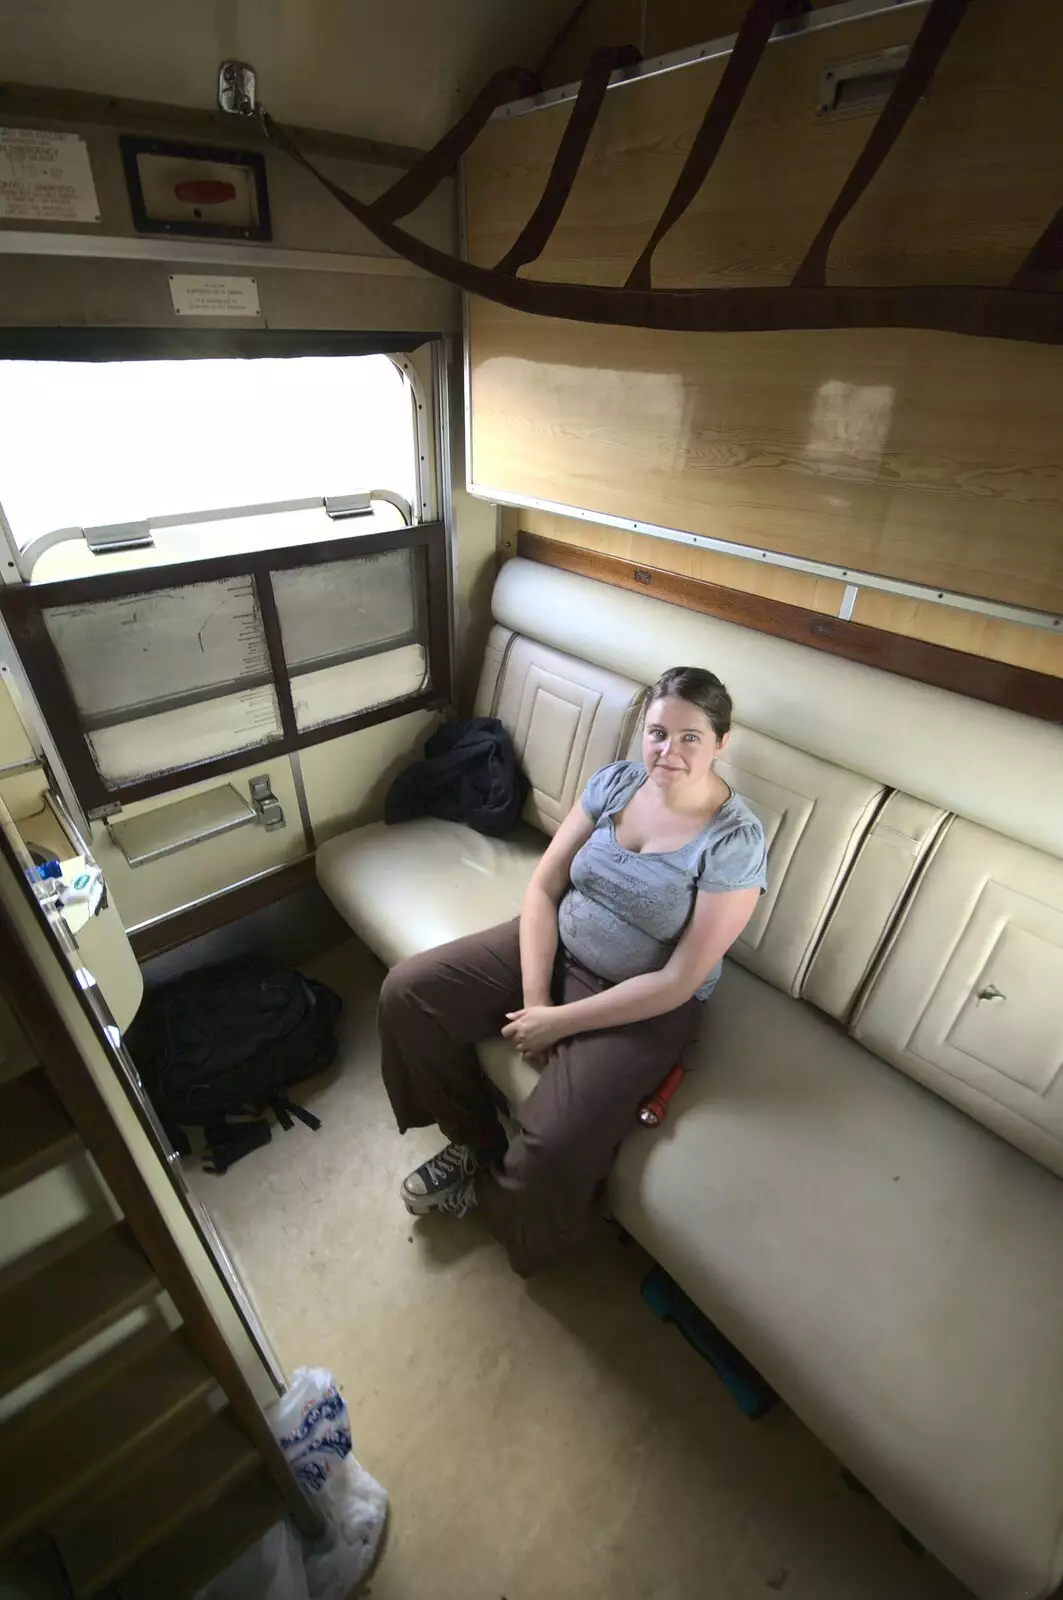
[{"x1": 649, "y1": 666, "x2": 732, "y2": 740}]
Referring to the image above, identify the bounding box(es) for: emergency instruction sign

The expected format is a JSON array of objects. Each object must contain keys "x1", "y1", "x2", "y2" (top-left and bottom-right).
[
  {"x1": 0, "y1": 128, "x2": 101, "y2": 223},
  {"x1": 168, "y1": 275, "x2": 262, "y2": 317}
]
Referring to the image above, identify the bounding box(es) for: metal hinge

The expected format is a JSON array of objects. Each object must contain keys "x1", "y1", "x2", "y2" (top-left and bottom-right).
[
  {"x1": 84, "y1": 520, "x2": 155, "y2": 555},
  {"x1": 324, "y1": 491, "x2": 373, "y2": 521},
  {"x1": 249, "y1": 774, "x2": 285, "y2": 831}
]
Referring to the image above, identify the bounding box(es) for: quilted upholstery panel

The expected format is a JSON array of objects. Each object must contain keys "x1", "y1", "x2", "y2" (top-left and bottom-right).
[
  {"x1": 492, "y1": 635, "x2": 645, "y2": 835},
  {"x1": 853, "y1": 817, "x2": 1063, "y2": 1175},
  {"x1": 715, "y1": 726, "x2": 884, "y2": 996}
]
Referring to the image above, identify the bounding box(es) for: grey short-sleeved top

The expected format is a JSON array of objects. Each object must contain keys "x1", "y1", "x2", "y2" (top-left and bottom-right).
[{"x1": 557, "y1": 760, "x2": 768, "y2": 1000}]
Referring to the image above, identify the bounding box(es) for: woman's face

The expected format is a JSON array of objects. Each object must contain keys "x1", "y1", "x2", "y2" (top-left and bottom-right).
[{"x1": 642, "y1": 696, "x2": 727, "y2": 790}]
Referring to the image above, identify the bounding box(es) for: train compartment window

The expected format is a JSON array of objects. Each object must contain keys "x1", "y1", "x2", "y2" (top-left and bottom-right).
[{"x1": 0, "y1": 354, "x2": 420, "y2": 582}]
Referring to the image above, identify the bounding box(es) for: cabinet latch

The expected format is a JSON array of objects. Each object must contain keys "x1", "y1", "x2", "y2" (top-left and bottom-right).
[{"x1": 249, "y1": 775, "x2": 285, "y2": 831}]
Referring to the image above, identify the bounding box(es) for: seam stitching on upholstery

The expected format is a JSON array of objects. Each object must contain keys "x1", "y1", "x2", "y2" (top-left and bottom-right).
[
  {"x1": 567, "y1": 686, "x2": 603, "y2": 810},
  {"x1": 529, "y1": 676, "x2": 582, "y2": 811},
  {"x1": 792, "y1": 785, "x2": 887, "y2": 998},
  {"x1": 489, "y1": 628, "x2": 518, "y2": 719},
  {"x1": 811, "y1": 800, "x2": 949, "y2": 1021},
  {"x1": 849, "y1": 813, "x2": 957, "y2": 1031}
]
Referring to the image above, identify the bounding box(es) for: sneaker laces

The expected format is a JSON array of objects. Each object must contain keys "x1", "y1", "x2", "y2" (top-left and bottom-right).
[
  {"x1": 439, "y1": 1175, "x2": 478, "y2": 1218},
  {"x1": 423, "y1": 1143, "x2": 474, "y2": 1188}
]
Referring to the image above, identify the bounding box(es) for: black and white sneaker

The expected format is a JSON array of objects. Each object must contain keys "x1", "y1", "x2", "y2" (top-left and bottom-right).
[
  {"x1": 401, "y1": 1138, "x2": 501, "y2": 1215},
  {"x1": 434, "y1": 1175, "x2": 478, "y2": 1219}
]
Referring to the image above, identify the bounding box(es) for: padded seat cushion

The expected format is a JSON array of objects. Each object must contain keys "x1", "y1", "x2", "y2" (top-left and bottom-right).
[
  {"x1": 316, "y1": 818, "x2": 541, "y2": 969},
  {"x1": 317, "y1": 812, "x2": 1063, "y2": 1600},
  {"x1": 611, "y1": 963, "x2": 1063, "y2": 1600}
]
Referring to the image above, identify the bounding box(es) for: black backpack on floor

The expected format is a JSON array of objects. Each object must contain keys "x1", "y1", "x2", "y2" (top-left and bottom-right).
[{"x1": 127, "y1": 961, "x2": 342, "y2": 1173}]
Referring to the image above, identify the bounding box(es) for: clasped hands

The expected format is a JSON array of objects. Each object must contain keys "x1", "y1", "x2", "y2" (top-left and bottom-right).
[{"x1": 501, "y1": 1002, "x2": 565, "y2": 1060}]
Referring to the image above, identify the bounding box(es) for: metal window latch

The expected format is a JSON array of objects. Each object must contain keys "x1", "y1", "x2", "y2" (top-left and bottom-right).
[
  {"x1": 219, "y1": 61, "x2": 257, "y2": 117},
  {"x1": 249, "y1": 775, "x2": 285, "y2": 831}
]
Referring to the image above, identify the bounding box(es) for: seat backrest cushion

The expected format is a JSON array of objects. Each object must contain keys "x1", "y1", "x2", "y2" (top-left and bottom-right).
[
  {"x1": 492, "y1": 559, "x2": 1063, "y2": 860},
  {"x1": 475, "y1": 625, "x2": 646, "y2": 836},
  {"x1": 624, "y1": 719, "x2": 885, "y2": 996},
  {"x1": 716, "y1": 728, "x2": 885, "y2": 996},
  {"x1": 851, "y1": 817, "x2": 1063, "y2": 1175},
  {"x1": 803, "y1": 792, "x2": 949, "y2": 1021}
]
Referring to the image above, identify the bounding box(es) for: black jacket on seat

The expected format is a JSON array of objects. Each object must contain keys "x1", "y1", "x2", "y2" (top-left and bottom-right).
[{"x1": 384, "y1": 716, "x2": 529, "y2": 838}]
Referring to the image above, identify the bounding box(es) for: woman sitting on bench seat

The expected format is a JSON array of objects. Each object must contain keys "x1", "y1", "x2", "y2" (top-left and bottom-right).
[{"x1": 379, "y1": 666, "x2": 767, "y2": 1276}]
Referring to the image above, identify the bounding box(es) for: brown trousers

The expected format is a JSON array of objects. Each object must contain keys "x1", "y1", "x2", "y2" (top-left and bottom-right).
[{"x1": 379, "y1": 918, "x2": 700, "y2": 1276}]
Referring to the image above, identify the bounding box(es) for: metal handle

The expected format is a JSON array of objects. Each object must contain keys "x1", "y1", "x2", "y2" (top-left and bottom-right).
[{"x1": 249, "y1": 774, "x2": 285, "y2": 832}]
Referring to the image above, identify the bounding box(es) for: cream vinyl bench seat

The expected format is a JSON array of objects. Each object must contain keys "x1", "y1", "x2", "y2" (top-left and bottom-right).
[{"x1": 317, "y1": 558, "x2": 1063, "y2": 1600}]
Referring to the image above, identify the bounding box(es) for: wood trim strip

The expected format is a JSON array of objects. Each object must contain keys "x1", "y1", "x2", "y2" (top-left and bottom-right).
[
  {"x1": 0, "y1": 843, "x2": 322, "y2": 1540},
  {"x1": 129, "y1": 857, "x2": 318, "y2": 962},
  {"x1": 516, "y1": 532, "x2": 1063, "y2": 723}
]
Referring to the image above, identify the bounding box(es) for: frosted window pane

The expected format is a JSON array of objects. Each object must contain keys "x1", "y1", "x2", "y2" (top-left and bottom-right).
[
  {"x1": 89, "y1": 686, "x2": 282, "y2": 785},
  {"x1": 292, "y1": 643, "x2": 427, "y2": 732},
  {"x1": 43, "y1": 578, "x2": 269, "y2": 721},
  {"x1": 273, "y1": 550, "x2": 419, "y2": 670}
]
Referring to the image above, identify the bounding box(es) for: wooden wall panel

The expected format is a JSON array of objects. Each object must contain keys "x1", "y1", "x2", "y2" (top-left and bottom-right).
[
  {"x1": 524, "y1": 510, "x2": 1063, "y2": 679},
  {"x1": 517, "y1": 529, "x2": 1063, "y2": 718},
  {"x1": 520, "y1": 508, "x2": 845, "y2": 614},
  {"x1": 464, "y1": 0, "x2": 1063, "y2": 618},
  {"x1": 469, "y1": 299, "x2": 1063, "y2": 612},
  {"x1": 471, "y1": 2, "x2": 1063, "y2": 291},
  {"x1": 850, "y1": 593, "x2": 1063, "y2": 680}
]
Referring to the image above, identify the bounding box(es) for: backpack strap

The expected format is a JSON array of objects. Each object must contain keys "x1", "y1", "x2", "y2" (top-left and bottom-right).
[
  {"x1": 202, "y1": 1116, "x2": 272, "y2": 1174},
  {"x1": 269, "y1": 1094, "x2": 322, "y2": 1134}
]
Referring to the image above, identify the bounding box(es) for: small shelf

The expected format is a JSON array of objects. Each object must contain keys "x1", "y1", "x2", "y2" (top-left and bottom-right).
[{"x1": 107, "y1": 784, "x2": 257, "y2": 867}]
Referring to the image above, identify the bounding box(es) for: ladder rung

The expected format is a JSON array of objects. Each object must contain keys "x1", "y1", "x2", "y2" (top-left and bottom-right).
[
  {"x1": 0, "y1": 1328, "x2": 214, "y2": 1549},
  {"x1": 0, "y1": 1223, "x2": 158, "y2": 1401},
  {"x1": 0, "y1": 1068, "x2": 78, "y2": 1197},
  {"x1": 55, "y1": 1408, "x2": 259, "y2": 1598},
  {"x1": 114, "y1": 1467, "x2": 288, "y2": 1600}
]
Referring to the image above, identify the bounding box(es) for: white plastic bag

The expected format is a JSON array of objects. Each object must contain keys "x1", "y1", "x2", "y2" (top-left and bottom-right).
[
  {"x1": 272, "y1": 1367, "x2": 389, "y2": 1599},
  {"x1": 194, "y1": 1368, "x2": 387, "y2": 1600}
]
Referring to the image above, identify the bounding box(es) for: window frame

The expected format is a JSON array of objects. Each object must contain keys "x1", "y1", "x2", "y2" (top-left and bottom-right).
[{"x1": 0, "y1": 520, "x2": 450, "y2": 816}]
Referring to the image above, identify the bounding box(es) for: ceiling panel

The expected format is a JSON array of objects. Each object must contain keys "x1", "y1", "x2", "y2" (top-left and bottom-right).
[{"x1": 0, "y1": 0, "x2": 574, "y2": 147}]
